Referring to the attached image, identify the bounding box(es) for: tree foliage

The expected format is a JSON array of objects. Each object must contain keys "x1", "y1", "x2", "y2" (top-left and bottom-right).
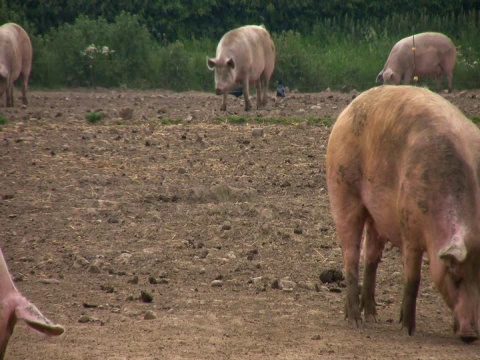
[{"x1": 3, "y1": 0, "x2": 479, "y2": 40}]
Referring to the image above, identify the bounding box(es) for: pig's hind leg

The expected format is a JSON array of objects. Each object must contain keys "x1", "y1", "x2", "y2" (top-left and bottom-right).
[
  {"x1": 6, "y1": 80, "x2": 14, "y2": 107},
  {"x1": 329, "y1": 189, "x2": 368, "y2": 326},
  {"x1": 255, "y1": 80, "x2": 262, "y2": 110},
  {"x1": 360, "y1": 217, "x2": 386, "y2": 322},
  {"x1": 439, "y1": 64, "x2": 453, "y2": 93},
  {"x1": 20, "y1": 72, "x2": 28, "y2": 105},
  {"x1": 444, "y1": 66, "x2": 453, "y2": 93},
  {"x1": 260, "y1": 72, "x2": 270, "y2": 108},
  {"x1": 220, "y1": 92, "x2": 227, "y2": 111}
]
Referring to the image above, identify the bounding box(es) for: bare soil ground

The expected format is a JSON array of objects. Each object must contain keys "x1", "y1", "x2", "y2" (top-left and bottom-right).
[{"x1": 1, "y1": 87, "x2": 480, "y2": 360}]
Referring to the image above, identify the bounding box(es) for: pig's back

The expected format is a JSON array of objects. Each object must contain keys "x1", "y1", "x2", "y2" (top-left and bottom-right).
[
  {"x1": 217, "y1": 25, "x2": 274, "y2": 60},
  {"x1": 5, "y1": 23, "x2": 32, "y2": 74},
  {"x1": 329, "y1": 85, "x2": 480, "y2": 240},
  {"x1": 414, "y1": 32, "x2": 454, "y2": 49},
  {"x1": 0, "y1": 23, "x2": 30, "y2": 76},
  {"x1": 396, "y1": 32, "x2": 455, "y2": 57},
  {"x1": 334, "y1": 85, "x2": 470, "y2": 155},
  {"x1": 0, "y1": 25, "x2": 18, "y2": 65}
]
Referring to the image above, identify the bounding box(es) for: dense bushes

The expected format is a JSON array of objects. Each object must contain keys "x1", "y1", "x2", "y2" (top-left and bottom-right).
[
  {"x1": 32, "y1": 13, "x2": 154, "y2": 87},
  {"x1": 4, "y1": 0, "x2": 479, "y2": 40},
  {"x1": 30, "y1": 11, "x2": 480, "y2": 91}
]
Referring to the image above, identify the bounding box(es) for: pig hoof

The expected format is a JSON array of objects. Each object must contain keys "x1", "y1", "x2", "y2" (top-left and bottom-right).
[
  {"x1": 400, "y1": 322, "x2": 415, "y2": 336},
  {"x1": 220, "y1": 104, "x2": 227, "y2": 111},
  {"x1": 345, "y1": 306, "x2": 362, "y2": 327},
  {"x1": 257, "y1": 101, "x2": 266, "y2": 110},
  {"x1": 347, "y1": 317, "x2": 363, "y2": 328},
  {"x1": 460, "y1": 335, "x2": 477, "y2": 343},
  {"x1": 360, "y1": 299, "x2": 377, "y2": 323}
]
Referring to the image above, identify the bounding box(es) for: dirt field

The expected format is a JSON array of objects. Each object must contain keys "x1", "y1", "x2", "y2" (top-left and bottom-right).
[{"x1": 1, "y1": 87, "x2": 480, "y2": 360}]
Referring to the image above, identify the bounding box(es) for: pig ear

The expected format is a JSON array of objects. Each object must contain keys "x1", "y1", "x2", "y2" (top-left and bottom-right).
[
  {"x1": 438, "y1": 240, "x2": 468, "y2": 264},
  {"x1": 383, "y1": 69, "x2": 393, "y2": 82},
  {"x1": 15, "y1": 299, "x2": 65, "y2": 336},
  {"x1": 207, "y1": 57, "x2": 216, "y2": 70},
  {"x1": 376, "y1": 71, "x2": 384, "y2": 84},
  {"x1": 227, "y1": 58, "x2": 235, "y2": 69}
]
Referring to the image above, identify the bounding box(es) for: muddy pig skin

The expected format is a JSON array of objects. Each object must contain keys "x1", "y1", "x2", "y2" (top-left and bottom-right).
[
  {"x1": 326, "y1": 85, "x2": 480, "y2": 342},
  {"x1": 207, "y1": 25, "x2": 275, "y2": 111},
  {"x1": 0, "y1": 23, "x2": 32, "y2": 107},
  {"x1": 0, "y1": 247, "x2": 64, "y2": 359},
  {"x1": 376, "y1": 32, "x2": 456, "y2": 92}
]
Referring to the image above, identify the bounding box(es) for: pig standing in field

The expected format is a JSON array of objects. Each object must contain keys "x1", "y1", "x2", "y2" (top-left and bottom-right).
[
  {"x1": 207, "y1": 25, "x2": 276, "y2": 111},
  {"x1": 0, "y1": 23, "x2": 32, "y2": 107},
  {"x1": 0, "y1": 247, "x2": 64, "y2": 358},
  {"x1": 376, "y1": 32, "x2": 456, "y2": 92},
  {"x1": 326, "y1": 85, "x2": 480, "y2": 342}
]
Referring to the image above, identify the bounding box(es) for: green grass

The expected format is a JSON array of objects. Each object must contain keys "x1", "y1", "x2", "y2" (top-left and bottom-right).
[
  {"x1": 219, "y1": 115, "x2": 248, "y2": 124},
  {"x1": 85, "y1": 111, "x2": 103, "y2": 124},
  {"x1": 470, "y1": 115, "x2": 480, "y2": 124},
  {"x1": 160, "y1": 117, "x2": 183, "y2": 125},
  {"x1": 307, "y1": 116, "x2": 336, "y2": 126},
  {"x1": 0, "y1": 115, "x2": 7, "y2": 125}
]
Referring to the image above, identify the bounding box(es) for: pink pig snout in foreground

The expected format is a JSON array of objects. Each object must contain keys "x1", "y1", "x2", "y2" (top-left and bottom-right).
[
  {"x1": 0, "y1": 248, "x2": 64, "y2": 359},
  {"x1": 326, "y1": 85, "x2": 480, "y2": 342}
]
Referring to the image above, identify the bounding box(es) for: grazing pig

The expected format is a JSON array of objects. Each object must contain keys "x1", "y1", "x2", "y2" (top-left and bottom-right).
[
  {"x1": 0, "y1": 247, "x2": 64, "y2": 359},
  {"x1": 376, "y1": 32, "x2": 456, "y2": 92},
  {"x1": 326, "y1": 85, "x2": 480, "y2": 342},
  {"x1": 0, "y1": 23, "x2": 32, "y2": 107},
  {"x1": 207, "y1": 25, "x2": 275, "y2": 111}
]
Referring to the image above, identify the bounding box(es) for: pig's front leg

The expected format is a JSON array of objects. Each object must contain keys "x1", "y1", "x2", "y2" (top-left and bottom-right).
[
  {"x1": 255, "y1": 80, "x2": 262, "y2": 109},
  {"x1": 220, "y1": 92, "x2": 228, "y2": 111},
  {"x1": 399, "y1": 244, "x2": 423, "y2": 335},
  {"x1": 242, "y1": 78, "x2": 251, "y2": 111}
]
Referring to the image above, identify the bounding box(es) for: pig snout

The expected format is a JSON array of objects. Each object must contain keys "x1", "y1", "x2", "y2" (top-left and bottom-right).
[
  {"x1": 214, "y1": 80, "x2": 231, "y2": 95},
  {"x1": 441, "y1": 289, "x2": 480, "y2": 343},
  {"x1": 453, "y1": 293, "x2": 478, "y2": 343}
]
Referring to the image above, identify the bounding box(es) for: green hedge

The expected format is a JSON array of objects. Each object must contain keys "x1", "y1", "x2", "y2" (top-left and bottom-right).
[{"x1": 30, "y1": 11, "x2": 480, "y2": 91}]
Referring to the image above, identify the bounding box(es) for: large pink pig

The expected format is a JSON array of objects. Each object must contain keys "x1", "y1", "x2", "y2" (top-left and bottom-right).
[
  {"x1": 376, "y1": 32, "x2": 456, "y2": 92},
  {"x1": 326, "y1": 85, "x2": 480, "y2": 342},
  {"x1": 0, "y1": 247, "x2": 64, "y2": 358},
  {"x1": 0, "y1": 23, "x2": 32, "y2": 107},
  {"x1": 207, "y1": 25, "x2": 275, "y2": 111}
]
